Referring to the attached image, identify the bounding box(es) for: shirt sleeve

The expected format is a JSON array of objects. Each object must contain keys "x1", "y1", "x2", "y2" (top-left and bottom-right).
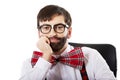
[
  {"x1": 19, "y1": 58, "x2": 52, "y2": 80},
  {"x1": 82, "y1": 47, "x2": 116, "y2": 80},
  {"x1": 93, "y1": 49, "x2": 116, "y2": 80}
]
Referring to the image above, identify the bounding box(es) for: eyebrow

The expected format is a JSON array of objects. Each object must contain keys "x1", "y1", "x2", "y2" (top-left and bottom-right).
[{"x1": 39, "y1": 23, "x2": 66, "y2": 26}]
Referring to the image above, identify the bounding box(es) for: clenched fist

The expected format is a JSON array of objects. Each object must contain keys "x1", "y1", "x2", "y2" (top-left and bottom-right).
[{"x1": 37, "y1": 36, "x2": 53, "y2": 61}]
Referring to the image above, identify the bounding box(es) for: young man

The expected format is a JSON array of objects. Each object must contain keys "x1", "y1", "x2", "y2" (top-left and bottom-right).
[{"x1": 20, "y1": 5, "x2": 116, "y2": 80}]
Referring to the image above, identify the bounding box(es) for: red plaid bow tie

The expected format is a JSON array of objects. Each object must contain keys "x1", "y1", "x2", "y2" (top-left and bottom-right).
[{"x1": 31, "y1": 47, "x2": 85, "y2": 70}]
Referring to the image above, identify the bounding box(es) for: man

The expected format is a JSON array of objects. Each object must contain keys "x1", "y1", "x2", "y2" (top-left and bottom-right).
[{"x1": 20, "y1": 5, "x2": 116, "y2": 80}]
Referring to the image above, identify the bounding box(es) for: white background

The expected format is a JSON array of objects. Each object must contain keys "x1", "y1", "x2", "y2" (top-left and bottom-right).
[{"x1": 0, "y1": 0, "x2": 119, "y2": 80}]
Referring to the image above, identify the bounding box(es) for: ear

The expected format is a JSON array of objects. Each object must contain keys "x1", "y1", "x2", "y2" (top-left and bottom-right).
[{"x1": 67, "y1": 27, "x2": 72, "y2": 39}]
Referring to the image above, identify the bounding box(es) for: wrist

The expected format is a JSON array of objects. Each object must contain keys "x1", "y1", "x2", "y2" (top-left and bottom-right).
[{"x1": 42, "y1": 53, "x2": 52, "y2": 61}]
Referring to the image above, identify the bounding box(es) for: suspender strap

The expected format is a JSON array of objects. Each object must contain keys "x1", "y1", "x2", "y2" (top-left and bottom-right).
[
  {"x1": 71, "y1": 46, "x2": 89, "y2": 80},
  {"x1": 80, "y1": 62, "x2": 89, "y2": 80}
]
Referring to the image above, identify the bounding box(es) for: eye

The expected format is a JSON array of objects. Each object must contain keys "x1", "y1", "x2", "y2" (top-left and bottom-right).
[
  {"x1": 56, "y1": 25, "x2": 64, "y2": 30},
  {"x1": 42, "y1": 26, "x2": 50, "y2": 30}
]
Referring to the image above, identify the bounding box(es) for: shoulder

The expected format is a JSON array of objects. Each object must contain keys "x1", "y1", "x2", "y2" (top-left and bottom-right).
[
  {"x1": 81, "y1": 46, "x2": 99, "y2": 56},
  {"x1": 69, "y1": 44, "x2": 99, "y2": 54},
  {"x1": 81, "y1": 46, "x2": 107, "y2": 65},
  {"x1": 69, "y1": 45, "x2": 102, "y2": 60},
  {"x1": 81, "y1": 46, "x2": 105, "y2": 63}
]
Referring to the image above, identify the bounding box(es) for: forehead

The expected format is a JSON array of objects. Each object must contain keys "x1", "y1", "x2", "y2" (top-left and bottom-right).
[{"x1": 39, "y1": 15, "x2": 65, "y2": 25}]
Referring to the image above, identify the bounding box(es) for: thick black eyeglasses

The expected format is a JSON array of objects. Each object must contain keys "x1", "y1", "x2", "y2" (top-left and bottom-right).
[{"x1": 38, "y1": 23, "x2": 69, "y2": 34}]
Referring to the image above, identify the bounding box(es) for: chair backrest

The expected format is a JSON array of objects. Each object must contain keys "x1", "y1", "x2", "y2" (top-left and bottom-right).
[{"x1": 69, "y1": 42, "x2": 117, "y2": 77}]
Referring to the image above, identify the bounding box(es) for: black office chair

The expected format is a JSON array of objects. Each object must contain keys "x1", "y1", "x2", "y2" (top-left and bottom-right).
[{"x1": 69, "y1": 42, "x2": 117, "y2": 77}]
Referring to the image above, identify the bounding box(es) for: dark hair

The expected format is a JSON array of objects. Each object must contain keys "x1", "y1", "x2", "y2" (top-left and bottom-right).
[{"x1": 37, "y1": 5, "x2": 72, "y2": 29}]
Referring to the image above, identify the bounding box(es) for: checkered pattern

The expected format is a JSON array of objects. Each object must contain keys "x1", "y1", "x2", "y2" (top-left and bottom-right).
[
  {"x1": 31, "y1": 47, "x2": 84, "y2": 69},
  {"x1": 31, "y1": 47, "x2": 89, "y2": 80},
  {"x1": 50, "y1": 47, "x2": 84, "y2": 69},
  {"x1": 31, "y1": 51, "x2": 43, "y2": 67},
  {"x1": 80, "y1": 63, "x2": 89, "y2": 80}
]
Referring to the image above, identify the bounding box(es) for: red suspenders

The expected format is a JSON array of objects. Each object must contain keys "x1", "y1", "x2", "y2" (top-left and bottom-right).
[{"x1": 80, "y1": 62, "x2": 89, "y2": 80}]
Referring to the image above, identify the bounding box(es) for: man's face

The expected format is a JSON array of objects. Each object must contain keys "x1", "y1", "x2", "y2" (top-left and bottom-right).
[{"x1": 38, "y1": 15, "x2": 72, "y2": 52}]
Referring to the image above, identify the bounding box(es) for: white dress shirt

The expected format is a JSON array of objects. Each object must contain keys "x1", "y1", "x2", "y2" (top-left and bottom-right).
[{"x1": 19, "y1": 45, "x2": 116, "y2": 80}]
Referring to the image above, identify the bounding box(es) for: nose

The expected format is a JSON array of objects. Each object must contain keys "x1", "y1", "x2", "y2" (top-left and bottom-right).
[{"x1": 49, "y1": 28, "x2": 56, "y2": 37}]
